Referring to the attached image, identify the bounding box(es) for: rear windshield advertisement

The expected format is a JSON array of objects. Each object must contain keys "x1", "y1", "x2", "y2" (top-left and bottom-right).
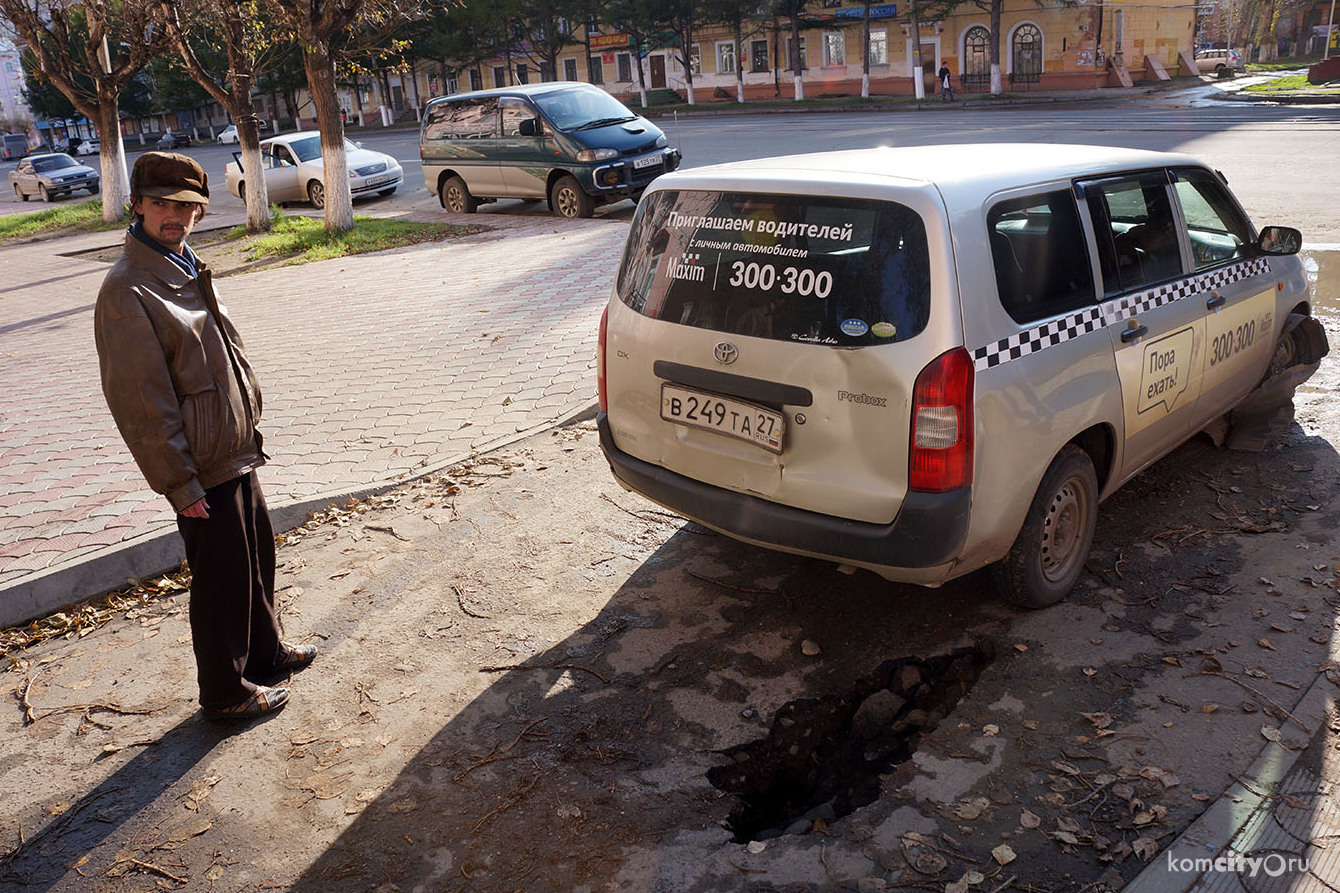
[{"x1": 617, "y1": 190, "x2": 931, "y2": 346}]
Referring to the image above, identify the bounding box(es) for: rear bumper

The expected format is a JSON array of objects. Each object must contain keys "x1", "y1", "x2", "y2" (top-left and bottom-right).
[{"x1": 598, "y1": 412, "x2": 970, "y2": 569}]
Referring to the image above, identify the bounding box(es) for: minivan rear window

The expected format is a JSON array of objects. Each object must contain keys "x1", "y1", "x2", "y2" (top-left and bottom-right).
[{"x1": 617, "y1": 190, "x2": 931, "y2": 346}]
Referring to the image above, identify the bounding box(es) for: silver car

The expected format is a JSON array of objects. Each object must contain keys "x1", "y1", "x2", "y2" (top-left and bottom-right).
[
  {"x1": 9, "y1": 153, "x2": 100, "y2": 202},
  {"x1": 223, "y1": 131, "x2": 403, "y2": 209},
  {"x1": 598, "y1": 145, "x2": 1326, "y2": 608}
]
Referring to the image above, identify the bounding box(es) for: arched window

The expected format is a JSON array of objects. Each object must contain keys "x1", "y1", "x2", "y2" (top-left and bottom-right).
[
  {"x1": 1011, "y1": 24, "x2": 1042, "y2": 86},
  {"x1": 963, "y1": 26, "x2": 991, "y2": 92}
]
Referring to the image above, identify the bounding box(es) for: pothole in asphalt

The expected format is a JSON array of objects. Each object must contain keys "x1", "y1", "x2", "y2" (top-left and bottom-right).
[{"x1": 707, "y1": 643, "x2": 996, "y2": 843}]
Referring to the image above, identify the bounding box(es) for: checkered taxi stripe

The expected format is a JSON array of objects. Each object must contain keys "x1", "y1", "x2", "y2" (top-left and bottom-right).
[{"x1": 971, "y1": 257, "x2": 1272, "y2": 371}]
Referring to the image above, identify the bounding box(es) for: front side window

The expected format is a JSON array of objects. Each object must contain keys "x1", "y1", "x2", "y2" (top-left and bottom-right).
[
  {"x1": 823, "y1": 32, "x2": 846, "y2": 67},
  {"x1": 1085, "y1": 175, "x2": 1184, "y2": 295},
  {"x1": 1172, "y1": 168, "x2": 1253, "y2": 270},
  {"x1": 618, "y1": 190, "x2": 932, "y2": 346},
  {"x1": 501, "y1": 98, "x2": 539, "y2": 136},
  {"x1": 987, "y1": 190, "x2": 1096, "y2": 324}
]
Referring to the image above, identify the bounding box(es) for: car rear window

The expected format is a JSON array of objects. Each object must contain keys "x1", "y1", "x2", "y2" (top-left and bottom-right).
[{"x1": 617, "y1": 190, "x2": 931, "y2": 346}]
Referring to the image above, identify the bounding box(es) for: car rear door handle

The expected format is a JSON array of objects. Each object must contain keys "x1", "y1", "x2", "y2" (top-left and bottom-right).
[
  {"x1": 1206, "y1": 293, "x2": 1226, "y2": 311},
  {"x1": 1120, "y1": 324, "x2": 1149, "y2": 343}
]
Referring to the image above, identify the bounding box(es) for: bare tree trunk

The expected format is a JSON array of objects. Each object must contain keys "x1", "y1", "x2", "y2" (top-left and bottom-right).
[
  {"x1": 790, "y1": 9, "x2": 804, "y2": 99},
  {"x1": 301, "y1": 39, "x2": 354, "y2": 231},
  {"x1": 735, "y1": 20, "x2": 746, "y2": 102},
  {"x1": 990, "y1": 0, "x2": 1004, "y2": 94},
  {"x1": 634, "y1": 39, "x2": 648, "y2": 106},
  {"x1": 862, "y1": 5, "x2": 872, "y2": 97},
  {"x1": 97, "y1": 95, "x2": 130, "y2": 217},
  {"x1": 910, "y1": 0, "x2": 926, "y2": 99}
]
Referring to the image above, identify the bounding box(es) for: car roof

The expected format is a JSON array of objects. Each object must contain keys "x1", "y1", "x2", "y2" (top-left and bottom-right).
[
  {"x1": 425, "y1": 80, "x2": 605, "y2": 107},
  {"x1": 25, "y1": 153, "x2": 78, "y2": 163},
  {"x1": 655, "y1": 144, "x2": 1207, "y2": 209}
]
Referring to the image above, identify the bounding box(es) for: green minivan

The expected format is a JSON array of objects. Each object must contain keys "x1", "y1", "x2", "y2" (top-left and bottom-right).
[{"x1": 419, "y1": 82, "x2": 681, "y2": 219}]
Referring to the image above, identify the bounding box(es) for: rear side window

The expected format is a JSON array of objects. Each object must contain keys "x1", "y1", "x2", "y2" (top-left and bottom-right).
[
  {"x1": 422, "y1": 99, "x2": 499, "y2": 140},
  {"x1": 987, "y1": 190, "x2": 1096, "y2": 325},
  {"x1": 617, "y1": 190, "x2": 931, "y2": 346}
]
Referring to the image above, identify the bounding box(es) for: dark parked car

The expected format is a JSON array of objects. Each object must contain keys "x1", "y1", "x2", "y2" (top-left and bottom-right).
[{"x1": 156, "y1": 130, "x2": 193, "y2": 150}]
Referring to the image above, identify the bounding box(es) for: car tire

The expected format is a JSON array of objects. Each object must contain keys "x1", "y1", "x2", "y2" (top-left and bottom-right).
[
  {"x1": 39, "y1": 184, "x2": 49, "y2": 202},
  {"x1": 991, "y1": 444, "x2": 1098, "y2": 610},
  {"x1": 15, "y1": 184, "x2": 27, "y2": 202},
  {"x1": 308, "y1": 180, "x2": 325, "y2": 210},
  {"x1": 238, "y1": 182, "x2": 246, "y2": 204},
  {"x1": 378, "y1": 187, "x2": 396, "y2": 198},
  {"x1": 551, "y1": 175, "x2": 594, "y2": 219},
  {"x1": 88, "y1": 183, "x2": 99, "y2": 195},
  {"x1": 440, "y1": 175, "x2": 477, "y2": 214}
]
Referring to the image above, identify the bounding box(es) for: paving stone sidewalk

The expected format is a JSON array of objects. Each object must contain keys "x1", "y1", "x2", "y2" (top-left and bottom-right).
[{"x1": 0, "y1": 211, "x2": 627, "y2": 627}]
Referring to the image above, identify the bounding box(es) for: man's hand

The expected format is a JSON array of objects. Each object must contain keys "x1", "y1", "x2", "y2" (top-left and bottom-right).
[{"x1": 180, "y1": 497, "x2": 210, "y2": 519}]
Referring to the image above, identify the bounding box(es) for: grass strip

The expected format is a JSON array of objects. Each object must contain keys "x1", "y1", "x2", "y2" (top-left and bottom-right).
[
  {"x1": 0, "y1": 199, "x2": 125, "y2": 241},
  {"x1": 227, "y1": 209, "x2": 484, "y2": 264}
]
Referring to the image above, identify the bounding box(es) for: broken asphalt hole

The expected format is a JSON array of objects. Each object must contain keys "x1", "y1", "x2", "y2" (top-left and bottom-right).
[{"x1": 708, "y1": 643, "x2": 996, "y2": 843}]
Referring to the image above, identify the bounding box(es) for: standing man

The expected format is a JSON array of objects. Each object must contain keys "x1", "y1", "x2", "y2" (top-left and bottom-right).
[
  {"x1": 938, "y1": 63, "x2": 955, "y2": 102},
  {"x1": 95, "y1": 152, "x2": 316, "y2": 720}
]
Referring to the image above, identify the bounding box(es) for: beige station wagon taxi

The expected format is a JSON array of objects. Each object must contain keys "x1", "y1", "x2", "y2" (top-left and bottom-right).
[{"x1": 597, "y1": 144, "x2": 1327, "y2": 608}]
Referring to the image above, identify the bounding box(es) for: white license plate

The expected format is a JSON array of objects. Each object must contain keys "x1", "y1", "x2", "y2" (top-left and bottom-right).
[
  {"x1": 365, "y1": 175, "x2": 392, "y2": 187},
  {"x1": 633, "y1": 154, "x2": 661, "y2": 170},
  {"x1": 661, "y1": 385, "x2": 784, "y2": 453}
]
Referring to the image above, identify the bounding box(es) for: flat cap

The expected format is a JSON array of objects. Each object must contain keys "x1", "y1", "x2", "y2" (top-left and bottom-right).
[{"x1": 131, "y1": 151, "x2": 209, "y2": 204}]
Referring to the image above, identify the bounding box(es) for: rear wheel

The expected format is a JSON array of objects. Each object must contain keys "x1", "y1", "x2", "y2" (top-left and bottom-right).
[
  {"x1": 440, "y1": 175, "x2": 477, "y2": 214},
  {"x1": 307, "y1": 180, "x2": 325, "y2": 209},
  {"x1": 550, "y1": 175, "x2": 594, "y2": 219},
  {"x1": 992, "y1": 445, "x2": 1098, "y2": 609}
]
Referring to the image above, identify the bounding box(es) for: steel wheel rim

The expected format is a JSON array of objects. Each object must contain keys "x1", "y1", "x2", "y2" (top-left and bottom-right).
[{"x1": 1039, "y1": 477, "x2": 1088, "y2": 583}]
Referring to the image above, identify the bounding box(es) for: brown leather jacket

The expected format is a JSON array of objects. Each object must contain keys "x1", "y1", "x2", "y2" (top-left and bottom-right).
[{"x1": 95, "y1": 234, "x2": 265, "y2": 512}]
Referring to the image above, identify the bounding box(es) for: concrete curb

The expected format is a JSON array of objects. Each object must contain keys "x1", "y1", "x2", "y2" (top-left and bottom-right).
[
  {"x1": 1122, "y1": 670, "x2": 1336, "y2": 893},
  {"x1": 0, "y1": 399, "x2": 599, "y2": 630}
]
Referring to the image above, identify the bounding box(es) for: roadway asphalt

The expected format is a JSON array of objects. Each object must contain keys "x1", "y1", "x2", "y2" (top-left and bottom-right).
[{"x1": 0, "y1": 206, "x2": 626, "y2": 629}]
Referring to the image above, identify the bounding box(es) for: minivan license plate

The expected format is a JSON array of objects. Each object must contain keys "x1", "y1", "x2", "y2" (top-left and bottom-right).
[
  {"x1": 633, "y1": 154, "x2": 661, "y2": 169},
  {"x1": 661, "y1": 385, "x2": 784, "y2": 453}
]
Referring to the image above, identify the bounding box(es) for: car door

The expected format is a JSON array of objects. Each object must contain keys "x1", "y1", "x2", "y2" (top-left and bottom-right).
[
  {"x1": 1169, "y1": 166, "x2": 1277, "y2": 425},
  {"x1": 265, "y1": 144, "x2": 302, "y2": 202},
  {"x1": 496, "y1": 97, "x2": 549, "y2": 199},
  {"x1": 1081, "y1": 170, "x2": 1205, "y2": 481},
  {"x1": 13, "y1": 159, "x2": 33, "y2": 195}
]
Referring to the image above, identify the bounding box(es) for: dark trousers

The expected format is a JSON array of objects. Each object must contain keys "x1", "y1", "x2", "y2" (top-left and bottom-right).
[{"x1": 176, "y1": 472, "x2": 283, "y2": 709}]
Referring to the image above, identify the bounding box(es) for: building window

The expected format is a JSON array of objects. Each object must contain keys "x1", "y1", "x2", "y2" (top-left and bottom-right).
[
  {"x1": 616, "y1": 52, "x2": 633, "y2": 81},
  {"x1": 539, "y1": 61, "x2": 555, "y2": 82},
  {"x1": 689, "y1": 44, "x2": 702, "y2": 76},
  {"x1": 493, "y1": 65, "x2": 507, "y2": 88},
  {"x1": 751, "y1": 39, "x2": 769, "y2": 72},
  {"x1": 448, "y1": 72, "x2": 460, "y2": 93},
  {"x1": 589, "y1": 55, "x2": 605, "y2": 84},
  {"x1": 785, "y1": 36, "x2": 807, "y2": 71},
  {"x1": 564, "y1": 58, "x2": 578, "y2": 81},
  {"x1": 868, "y1": 30, "x2": 888, "y2": 65},
  {"x1": 963, "y1": 26, "x2": 990, "y2": 91},
  {"x1": 469, "y1": 69, "x2": 483, "y2": 91},
  {"x1": 1011, "y1": 24, "x2": 1042, "y2": 85},
  {"x1": 716, "y1": 41, "x2": 736, "y2": 75},
  {"x1": 516, "y1": 63, "x2": 530, "y2": 84},
  {"x1": 823, "y1": 32, "x2": 846, "y2": 67}
]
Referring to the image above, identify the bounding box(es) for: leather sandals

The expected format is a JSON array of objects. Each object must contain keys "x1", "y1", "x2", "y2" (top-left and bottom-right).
[
  {"x1": 204, "y1": 685, "x2": 289, "y2": 719},
  {"x1": 275, "y1": 642, "x2": 318, "y2": 672}
]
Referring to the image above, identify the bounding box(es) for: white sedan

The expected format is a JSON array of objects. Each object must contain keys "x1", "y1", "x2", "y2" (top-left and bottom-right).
[{"x1": 223, "y1": 131, "x2": 403, "y2": 209}]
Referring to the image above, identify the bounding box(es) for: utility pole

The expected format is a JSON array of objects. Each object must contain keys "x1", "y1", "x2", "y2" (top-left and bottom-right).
[{"x1": 1326, "y1": 0, "x2": 1337, "y2": 60}]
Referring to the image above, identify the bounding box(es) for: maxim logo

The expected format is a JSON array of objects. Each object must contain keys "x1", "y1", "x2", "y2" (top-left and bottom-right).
[
  {"x1": 667, "y1": 253, "x2": 705, "y2": 283},
  {"x1": 713, "y1": 342, "x2": 739, "y2": 365}
]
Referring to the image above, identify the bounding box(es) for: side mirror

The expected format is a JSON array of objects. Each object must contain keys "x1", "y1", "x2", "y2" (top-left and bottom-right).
[
  {"x1": 519, "y1": 118, "x2": 539, "y2": 137},
  {"x1": 1258, "y1": 225, "x2": 1301, "y2": 256},
  {"x1": 355, "y1": 140, "x2": 364, "y2": 148}
]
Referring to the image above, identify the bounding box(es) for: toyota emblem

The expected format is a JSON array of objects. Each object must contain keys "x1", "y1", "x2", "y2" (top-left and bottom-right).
[{"x1": 713, "y1": 341, "x2": 739, "y2": 365}]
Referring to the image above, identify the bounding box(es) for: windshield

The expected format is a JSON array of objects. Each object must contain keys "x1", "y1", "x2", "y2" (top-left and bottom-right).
[
  {"x1": 533, "y1": 87, "x2": 638, "y2": 132},
  {"x1": 283, "y1": 136, "x2": 360, "y2": 163},
  {"x1": 618, "y1": 190, "x2": 932, "y2": 346},
  {"x1": 33, "y1": 155, "x2": 78, "y2": 172}
]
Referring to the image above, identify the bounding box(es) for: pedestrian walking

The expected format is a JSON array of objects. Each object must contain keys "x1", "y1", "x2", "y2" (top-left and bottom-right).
[
  {"x1": 939, "y1": 64, "x2": 955, "y2": 101},
  {"x1": 94, "y1": 151, "x2": 316, "y2": 720}
]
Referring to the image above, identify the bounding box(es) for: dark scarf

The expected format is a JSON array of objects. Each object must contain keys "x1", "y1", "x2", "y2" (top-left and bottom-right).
[{"x1": 130, "y1": 219, "x2": 200, "y2": 279}]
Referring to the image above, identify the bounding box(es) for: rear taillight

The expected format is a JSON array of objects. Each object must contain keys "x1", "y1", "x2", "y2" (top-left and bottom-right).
[
  {"x1": 597, "y1": 305, "x2": 609, "y2": 412},
  {"x1": 908, "y1": 348, "x2": 974, "y2": 492}
]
